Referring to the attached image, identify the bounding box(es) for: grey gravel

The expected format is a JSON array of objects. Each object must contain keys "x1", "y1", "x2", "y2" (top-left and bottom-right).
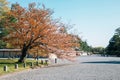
[{"x1": 0, "y1": 55, "x2": 120, "y2": 80}]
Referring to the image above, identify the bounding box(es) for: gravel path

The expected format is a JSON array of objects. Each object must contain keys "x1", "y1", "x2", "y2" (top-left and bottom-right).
[{"x1": 0, "y1": 55, "x2": 120, "y2": 80}]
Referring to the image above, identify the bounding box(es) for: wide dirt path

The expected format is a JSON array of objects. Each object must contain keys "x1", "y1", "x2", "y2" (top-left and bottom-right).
[{"x1": 0, "y1": 55, "x2": 120, "y2": 80}]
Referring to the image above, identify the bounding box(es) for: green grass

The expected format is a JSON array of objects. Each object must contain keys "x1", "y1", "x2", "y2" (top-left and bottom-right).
[{"x1": 0, "y1": 59, "x2": 48, "y2": 76}]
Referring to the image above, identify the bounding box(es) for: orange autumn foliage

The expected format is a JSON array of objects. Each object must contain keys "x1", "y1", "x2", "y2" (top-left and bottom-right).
[{"x1": 3, "y1": 3, "x2": 79, "y2": 62}]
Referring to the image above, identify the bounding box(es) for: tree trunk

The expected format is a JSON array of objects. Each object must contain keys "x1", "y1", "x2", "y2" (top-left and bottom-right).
[{"x1": 18, "y1": 44, "x2": 28, "y2": 63}]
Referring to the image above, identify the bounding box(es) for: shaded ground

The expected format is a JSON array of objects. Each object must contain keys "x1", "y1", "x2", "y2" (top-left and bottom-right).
[{"x1": 0, "y1": 55, "x2": 120, "y2": 80}]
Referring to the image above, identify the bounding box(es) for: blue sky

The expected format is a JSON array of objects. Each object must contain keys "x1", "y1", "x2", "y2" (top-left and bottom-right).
[{"x1": 8, "y1": 0, "x2": 120, "y2": 47}]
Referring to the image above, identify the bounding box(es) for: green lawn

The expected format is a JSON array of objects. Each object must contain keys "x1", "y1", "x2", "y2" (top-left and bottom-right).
[{"x1": 0, "y1": 59, "x2": 47, "y2": 76}]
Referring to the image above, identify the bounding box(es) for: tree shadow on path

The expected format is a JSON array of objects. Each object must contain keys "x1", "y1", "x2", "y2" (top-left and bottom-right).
[{"x1": 82, "y1": 61, "x2": 120, "y2": 64}]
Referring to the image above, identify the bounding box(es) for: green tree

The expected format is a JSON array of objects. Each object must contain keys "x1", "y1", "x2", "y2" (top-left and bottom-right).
[
  {"x1": 92, "y1": 47, "x2": 105, "y2": 54},
  {"x1": 0, "y1": 40, "x2": 6, "y2": 48},
  {"x1": 0, "y1": 23, "x2": 8, "y2": 48},
  {"x1": 0, "y1": 0, "x2": 9, "y2": 38},
  {"x1": 0, "y1": 0, "x2": 9, "y2": 48},
  {"x1": 106, "y1": 27, "x2": 120, "y2": 56},
  {"x1": 79, "y1": 40, "x2": 92, "y2": 52},
  {"x1": 0, "y1": 20, "x2": 9, "y2": 38}
]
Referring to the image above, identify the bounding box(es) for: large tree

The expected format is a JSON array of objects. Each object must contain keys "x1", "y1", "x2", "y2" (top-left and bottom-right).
[
  {"x1": 3, "y1": 3, "x2": 79, "y2": 62},
  {"x1": 106, "y1": 27, "x2": 120, "y2": 56}
]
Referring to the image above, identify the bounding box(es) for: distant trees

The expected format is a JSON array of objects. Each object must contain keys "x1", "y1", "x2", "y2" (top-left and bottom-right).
[
  {"x1": 79, "y1": 40, "x2": 92, "y2": 52},
  {"x1": 106, "y1": 27, "x2": 120, "y2": 56},
  {"x1": 92, "y1": 47, "x2": 105, "y2": 54},
  {"x1": 3, "y1": 3, "x2": 79, "y2": 62}
]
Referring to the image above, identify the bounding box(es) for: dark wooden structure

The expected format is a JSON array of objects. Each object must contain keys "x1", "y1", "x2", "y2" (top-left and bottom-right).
[{"x1": 0, "y1": 49, "x2": 33, "y2": 58}]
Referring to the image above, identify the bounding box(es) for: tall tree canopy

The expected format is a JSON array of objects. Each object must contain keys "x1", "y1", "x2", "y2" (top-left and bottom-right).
[
  {"x1": 3, "y1": 3, "x2": 79, "y2": 62},
  {"x1": 106, "y1": 27, "x2": 120, "y2": 56}
]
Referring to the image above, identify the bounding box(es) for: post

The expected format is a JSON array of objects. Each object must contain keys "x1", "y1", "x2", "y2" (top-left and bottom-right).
[
  {"x1": 15, "y1": 64, "x2": 18, "y2": 69},
  {"x1": 30, "y1": 62, "x2": 33, "y2": 67},
  {"x1": 55, "y1": 58, "x2": 57, "y2": 63},
  {"x1": 41, "y1": 60, "x2": 43, "y2": 64},
  {"x1": 4, "y1": 65, "x2": 8, "y2": 72},
  {"x1": 36, "y1": 61, "x2": 39, "y2": 66},
  {"x1": 45, "y1": 60, "x2": 48, "y2": 65},
  {"x1": 23, "y1": 63, "x2": 26, "y2": 68}
]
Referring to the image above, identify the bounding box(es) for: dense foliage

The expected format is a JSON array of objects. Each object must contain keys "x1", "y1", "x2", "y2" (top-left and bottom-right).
[
  {"x1": 92, "y1": 47, "x2": 105, "y2": 54},
  {"x1": 79, "y1": 40, "x2": 92, "y2": 52},
  {"x1": 0, "y1": 0, "x2": 9, "y2": 48},
  {"x1": 106, "y1": 27, "x2": 120, "y2": 56}
]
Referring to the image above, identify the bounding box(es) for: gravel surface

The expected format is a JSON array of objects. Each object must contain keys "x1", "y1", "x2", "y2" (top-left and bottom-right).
[{"x1": 0, "y1": 55, "x2": 120, "y2": 80}]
